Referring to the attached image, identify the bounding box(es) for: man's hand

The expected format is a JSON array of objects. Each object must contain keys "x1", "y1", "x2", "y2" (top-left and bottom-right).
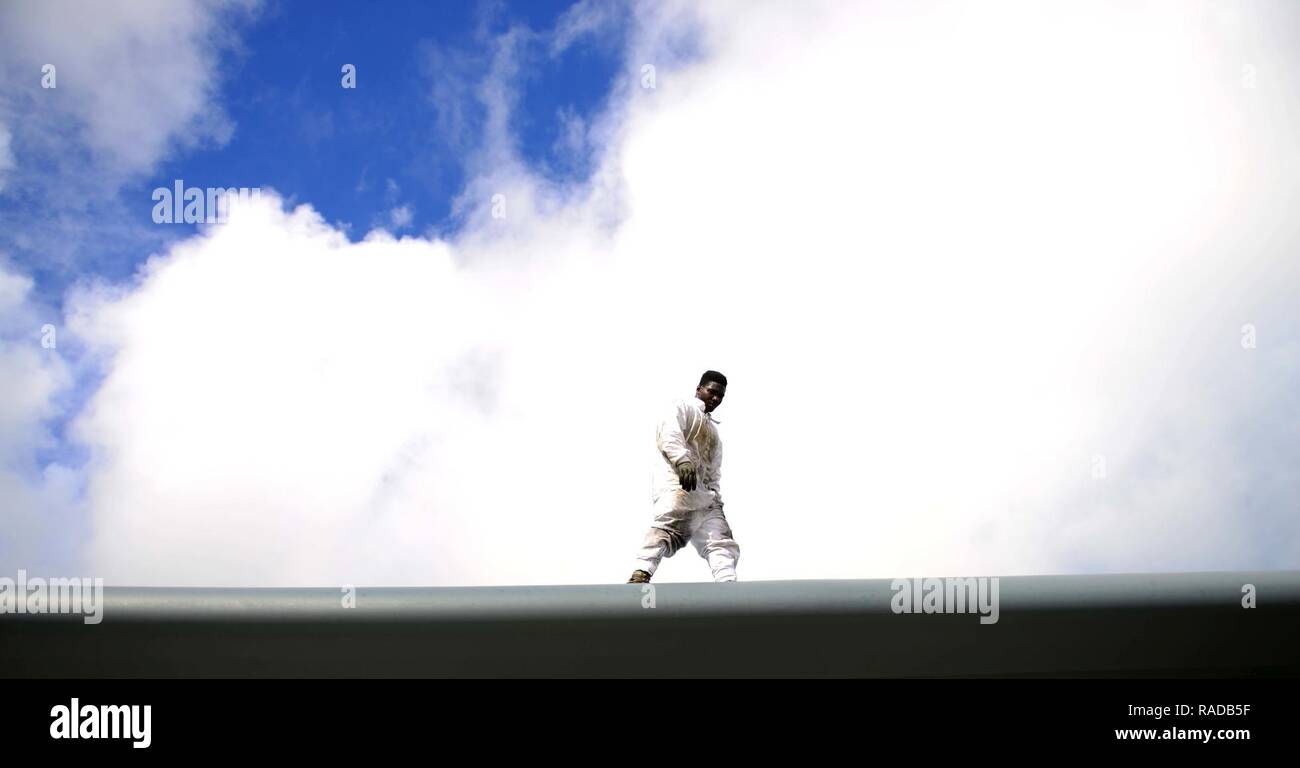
[{"x1": 675, "y1": 461, "x2": 697, "y2": 491}]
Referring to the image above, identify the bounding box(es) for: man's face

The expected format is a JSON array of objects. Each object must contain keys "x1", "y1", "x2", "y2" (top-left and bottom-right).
[{"x1": 696, "y1": 381, "x2": 726, "y2": 413}]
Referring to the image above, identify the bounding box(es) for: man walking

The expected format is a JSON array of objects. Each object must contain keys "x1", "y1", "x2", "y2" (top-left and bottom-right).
[{"x1": 628, "y1": 370, "x2": 739, "y2": 583}]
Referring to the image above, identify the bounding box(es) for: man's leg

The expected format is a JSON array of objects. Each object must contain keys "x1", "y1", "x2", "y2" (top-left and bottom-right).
[
  {"x1": 690, "y1": 505, "x2": 740, "y2": 582},
  {"x1": 631, "y1": 492, "x2": 692, "y2": 578}
]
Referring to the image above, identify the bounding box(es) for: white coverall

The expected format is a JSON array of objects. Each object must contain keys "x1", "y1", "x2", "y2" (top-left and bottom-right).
[{"x1": 633, "y1": 397, "x2": 740, "y2": 582}]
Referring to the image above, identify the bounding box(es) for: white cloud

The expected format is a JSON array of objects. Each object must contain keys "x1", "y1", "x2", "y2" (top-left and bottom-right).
[
  {"x1": 551, "y1": 0, "x2": 625, "y2": 56},
  {"x1": 0, "y1": 124, "x2": 13, "y2": 192},
  {"x1": 0, "y1": 0, "x2": 258, "y2": 182},
  {"x1": 552, "y1": 105, "x2": 588, "y2": 161},
  {"x1": 388, "y1": 205, "x2": 414, "y2": 230},
  {"x1": 0, "y1": 262, "x2": 82, "y2": 575},
  {"x1": 67, "y1": 196, "x2": 654, "y2": 586},
  {"x1": 28, "y1": 0, "x2": 1300, "y2": 586}
]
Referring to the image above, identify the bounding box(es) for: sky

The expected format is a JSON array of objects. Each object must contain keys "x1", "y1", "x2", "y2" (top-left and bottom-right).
[{"x1": 0, "y1": 0, "x2": 1297, "y2": 587}]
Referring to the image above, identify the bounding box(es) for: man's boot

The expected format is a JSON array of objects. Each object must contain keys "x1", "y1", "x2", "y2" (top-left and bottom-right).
[{"x1": 627, "y1": 570, "x2": 652, "y2": 584}]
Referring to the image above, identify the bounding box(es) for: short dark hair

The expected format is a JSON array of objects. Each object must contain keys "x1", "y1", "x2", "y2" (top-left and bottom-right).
[{"x1": 699, "y1": 370, "x2": 728, "y2": 388}]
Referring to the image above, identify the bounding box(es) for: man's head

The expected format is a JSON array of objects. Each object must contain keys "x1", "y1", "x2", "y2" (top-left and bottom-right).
[{"x1": 696, "y1": 370, "x2": 727, "y2": 413}]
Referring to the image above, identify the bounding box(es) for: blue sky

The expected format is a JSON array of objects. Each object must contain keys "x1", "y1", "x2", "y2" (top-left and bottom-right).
[
  {"x1": 3, "y1": 0, "x2": 626, "y2": 299},
  {"x1": 1, "y1": 1, "x2": 1298, "y2": 587}
]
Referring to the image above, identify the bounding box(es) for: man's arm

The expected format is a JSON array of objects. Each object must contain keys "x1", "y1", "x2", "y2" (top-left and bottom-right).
[
  {"x1": 708, "y1": 439, "x2": 722, "y2": 494},
  {"x1": 657, "y1": 400, "x2": 698, "y2": 490}
]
